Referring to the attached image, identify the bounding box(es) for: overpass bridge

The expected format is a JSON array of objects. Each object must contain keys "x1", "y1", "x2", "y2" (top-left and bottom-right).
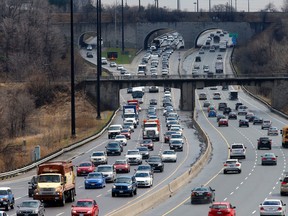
[{"x1": 79, "y1": 74, "x2": 288, "y2": 111}]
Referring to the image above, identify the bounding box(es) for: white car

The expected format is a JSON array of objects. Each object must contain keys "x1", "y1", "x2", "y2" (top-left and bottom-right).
[
  {"x1": 170, "y1": 133, "x2": 184, "y2": 143},
  {"x1": 229, "y1": 143, "x2": 246, "y2": 159},
  {"x1": 199, "y1": 92, "x2": 207, "y2": 100},
  {"x1": 259, "y1": 199, "x2": 286, "y2": 216},
  {"x1": 95, "y1": 165, "x2": 116, "y2": 182},
  {"x1": 90, "y1": 151, "x2": 108, "y2": 165},
  {"x1": 134, "y1": 171, "x2": 153, "y2": 187},
  {"x1": 223, "y1": 159, "x2": 242, "y2": 174},
  {"x1": 117, "y1": 65, "x2": 124, "y2": 70},
  {"x1": 161, "y1": 150, "x2": 177, "y2": 162},
  {"x1": 213, "y1": 92, "x2": 221, "y2": 100},
  {"x1": 125, "y1": 150, "x2": 142, "y2": 165},
  {"x1": 114, "y1": 135, "x2": 127, "y2": 146},
  {"x1": 101, "y1": 57, "x2": 108, "y2": 64},
  {"x1": 237, "y1": 105, "x2": 248, "y2": 115}
]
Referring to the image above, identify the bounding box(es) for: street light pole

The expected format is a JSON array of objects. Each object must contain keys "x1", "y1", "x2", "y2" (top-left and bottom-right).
[
  {"x1": 209, "y1": 0, "x2": 211, "y2": 12},
  {"x1": 96, "y1": 0, "x2": 102, "y2": 119},
  {"x1": 121, "y1": 0, "x2": 124, "y2": 53},
  {"x1": 70, "y1": 0, "x2": 76, "y2": 137},
  {"x1": 197, "y1": 0, "x2": 199, "y2": 12},
  {"x1": 248, "y1": 0, "x2": 250, "y2": 12}
]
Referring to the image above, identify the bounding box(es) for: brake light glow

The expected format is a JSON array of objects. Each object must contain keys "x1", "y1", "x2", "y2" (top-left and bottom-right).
[
  {"x1": 278, "y1": 207, "x2": 282, "y2": 210},
  {"x1": 281, "y1": 182, "x2": 287, "y2": 185},
  {"x1": 224, "y1": 164, "x2": 228, "y2": 166},
  {"x1": 236, "y1": 164, "x2": 240, "y2": 166},
  {"x1": 260, "y1": 207, "x2": 264, "y2": 211}
]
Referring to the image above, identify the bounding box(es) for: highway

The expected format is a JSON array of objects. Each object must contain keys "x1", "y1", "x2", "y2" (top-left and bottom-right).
[{"x1": 1, "y1": 29, "x2": 285, "y2": 216}]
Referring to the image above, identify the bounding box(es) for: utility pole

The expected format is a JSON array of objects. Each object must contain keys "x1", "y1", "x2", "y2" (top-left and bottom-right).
[
  {"x1": 177, "y1": 0, "x2": 180, "y2": 11},
  {"x1": 138, "y1": 0, "x2": 140, "y2": 11},
  {"x1": 96, "y1": 0, "x2": 102, "y2": 119},
  {"x1": 248, "y1": 0, "x2": 250, "y2": 12},
  {"x1": 209, "y1": 0, "x2": 211, "y2": 12},
  {"x1": 70, "y1": 0, "x2": 76, "y2": 137},
  {"x1": 121, "y1": 0, "x2": 124, "y2": 53},
  {"x1": 197, "y1": 0, "x2": 199, "y2": 12}
]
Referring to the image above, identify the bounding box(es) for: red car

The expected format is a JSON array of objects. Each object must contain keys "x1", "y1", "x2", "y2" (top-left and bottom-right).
[
  {"x1": 120, "y1": 129, "x2": 131, "y2": 139},
  {"x1": 208, "y1": 202, "x2": 236, "y2": 216},
  {"x1": 71, "y1": 199, "x2": 99, "y2": 216},
  {"x1": 139, "y1": 139, "x2": 154, "y2": 150},
  {"x1": 218, "y1": 118, "x2": 228, "y2": 127},
  {"x1": 113, "y1": 159, "x2": 130, "y2": 173},
  {"x1": 76, "y1": 162, "x2": 95, "y2": 176}
]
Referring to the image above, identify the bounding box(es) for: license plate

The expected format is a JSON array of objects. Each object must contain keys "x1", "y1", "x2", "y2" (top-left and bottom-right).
[
  {"x1": 217, "y1": 212, "x2": 222, "y2": 215},
  {"x1": 119, "y1": 169, "x2": 122, "y2": 171},
  {"x1": 119, "y1": 191, "x2": 123, "y2": 193},
  {"x1": 91, "y1": 183, "x2": 95, "y2": 185},
  {"x1": 80, "y1": 214, "x2": 84, "y2": 216},
  {"x1": 24, "y1": 214, "x2": 29, "y2": 216}
]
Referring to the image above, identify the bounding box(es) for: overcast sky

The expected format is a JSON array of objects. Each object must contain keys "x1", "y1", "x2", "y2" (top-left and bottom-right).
[{"x1": 100, "y1": 0, "x2": 285, "y2": 12}]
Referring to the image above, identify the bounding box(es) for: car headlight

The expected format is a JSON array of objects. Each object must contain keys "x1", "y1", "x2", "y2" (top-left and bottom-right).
[
  {"x1": 127, "y1": 185, "x2": 132, "y2": 189},
  {"x1": 112, "y1": 185, "x2": 116, "y2": 189},
  {"x1": 158, "y1": 163, "x2": 162, "y2": 166},
  {"x1": 85, "y1": 180, "x2": 89, "y2": 184}
]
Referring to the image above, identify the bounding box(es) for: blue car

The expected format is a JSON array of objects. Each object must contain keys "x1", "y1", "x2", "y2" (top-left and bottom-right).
[
  {"x1": 84, "y1": 172, "x2": 106, "y2": 189},
  {"x1": 208, "y1": 110, "x2": 217, "y2": 117}
]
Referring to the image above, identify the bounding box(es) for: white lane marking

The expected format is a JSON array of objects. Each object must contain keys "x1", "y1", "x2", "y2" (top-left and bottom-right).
[
  {"x1": 56, "y1": 213, "x2": 65, "y2": 216},
  {"x1": 230, "y1": 191, "x2": 234, "y2": 195},
  {"x1": 224, "y1": 197, "x2": 227, "y2": 201},
  {"x1": 252, "y1": 210, "x2": 256, "y2": 214},
  {"x1": 240, "y1": 182, "x2": 243, "y2": 185},
  {"x1": 85, "y1": 140, "x2": 108, "y2": 153},
  {"x1": 97, "y1": 194, "x2": 102, "y2": 197}
]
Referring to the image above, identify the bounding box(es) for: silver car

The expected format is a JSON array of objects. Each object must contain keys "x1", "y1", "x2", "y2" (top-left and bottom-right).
[
  {"x1": 16, "y1": 200, "x2": 45, "y2": 216},
  {"x1": 259, "y1": 199, "x2": 286, "y2": 216}
]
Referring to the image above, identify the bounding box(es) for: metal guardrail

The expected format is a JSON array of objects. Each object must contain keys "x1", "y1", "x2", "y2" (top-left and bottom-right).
[{"x1": 0, "y1": 108, "x2": 120, "y2": 180}]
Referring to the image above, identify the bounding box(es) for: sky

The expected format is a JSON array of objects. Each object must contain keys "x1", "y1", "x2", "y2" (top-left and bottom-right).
[{"x1": 100, "y1": 0, "x2": 285, "y2": 12}]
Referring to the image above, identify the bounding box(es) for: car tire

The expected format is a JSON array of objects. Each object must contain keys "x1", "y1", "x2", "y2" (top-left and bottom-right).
[
  {"x1": 238, "y1": 170, "x2": 241, "y2": 174},
  {"x1": 223, "y1": 170, "x2": 227, "y2": 174},
  {"x1": 281, "y1": 192, "x2": 285, "y2": 196},
  {"x1": 5, "y1": 203, "x2": 9, "y2": 211},
  {"x1": 112, "y1": 192, "x2": 116, "y2": 197},
  {"x1": 130, "y1": 192, "x2": 134, "y2": 197}
]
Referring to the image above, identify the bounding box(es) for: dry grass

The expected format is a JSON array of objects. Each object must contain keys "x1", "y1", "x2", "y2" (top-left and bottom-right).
[{"x1": 0, "y1": 91, "x2": 113, "y2": 172}]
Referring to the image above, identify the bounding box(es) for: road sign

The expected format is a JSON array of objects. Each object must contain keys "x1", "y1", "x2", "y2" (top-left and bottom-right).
[
  {"x1": 229, "y1": 33, "x2": 238, "y2": 38},
  {"x1": 232, "y1": 36, "x2": 237, "y2": 45}
]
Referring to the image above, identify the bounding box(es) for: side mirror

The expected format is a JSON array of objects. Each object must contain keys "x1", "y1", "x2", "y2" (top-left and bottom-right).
[
  {"x1": 28, "y1": 182, "x2": 31, "y2": 184},
  {"x1": 71, "y1": 205, "x2": 75, "y2": 207}
]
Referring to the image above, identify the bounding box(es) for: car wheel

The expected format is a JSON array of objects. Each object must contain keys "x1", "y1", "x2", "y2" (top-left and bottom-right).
[
  {"x1": 238, "y1": 170, "x2": 241, "y2": 173},
  {"x1": 130, "y1": 191, "x2": 134, "y2": 197},
  {"x1": 281, "y1": 192, "x2": 285, "y2": 196},
  {"x1": 223, "y1": 170, "x2": 227, "y2": 174},
  {"x1": 112, "y1": 192, "x2": 116, "y2": 197}
]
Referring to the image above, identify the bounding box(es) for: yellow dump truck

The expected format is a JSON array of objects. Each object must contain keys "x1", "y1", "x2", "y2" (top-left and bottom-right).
[
  {"x1": 281, "y1": 126, "x2": 288, "y2": 148},
  {"x1": 33, "y1": 161, "x2": 76, "y2": 206}
]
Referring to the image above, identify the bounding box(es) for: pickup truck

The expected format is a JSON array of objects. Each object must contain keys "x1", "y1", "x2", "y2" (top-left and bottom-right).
[
  {"x1": 112, "y1": 176, "x2": 138, "y2": 197},
  {"x1": 0, "y1": 187, "x2": 15, "y2": 211}
]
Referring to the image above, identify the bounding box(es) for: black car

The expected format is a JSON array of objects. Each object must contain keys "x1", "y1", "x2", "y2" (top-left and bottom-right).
[
  {"x1": 223, "y1": 107, "x2": 232, "y2": 115},
  {"x1": 191, "y1": 186, "x2": 215, "y2": 204},
  {"x1": 149, "y1": 99, "x2": 157, "y2": 105},
  {"x1": 252, "y1": 116, "x2": 263, "y2": 125},
  {"x1": 222, "y1": 85, "x2": 229, "y2": 90},
  {"x1": 112, "y1": 176, "x2": 138, "y2": 197},
  {"x1": 235, "y1": 102, "x2": 243, "y2": 110},
  {"x1": 149, "y1": 86, "x2": 159, "y2": 93},
  {"x1": 218, "y1": 102, "x2": 227, "y2": 111},
  {"x1": 239, "y1": 119, "x2": 249, "y2": 127},
  {"x1": 105, "y1": 141, "x2": 123, "y2": 156},
  {"x1": 164, "y1": 87, "x2": 171, "y2": 92},
  {"x1": 137, "y1": 147, "x2": 150, "y2": 159},
  {"x1": 146, "y1": 155, "x2": 164, "y2": 172},
  {"x1": 257, "y1": 137, "x2": 272, "y2": 150},
  {"x1": 28, "y1": 176, "x2": 38, "y2": 197},
  {"x1": 228, "y1": 112, "x2": 237, "y2": 120},
  {"x1": 169, "y1": 139, "x2": 183, "y2": 151},
  {"x1": 127, "y1": 87, "x2": 133, "y2": 94}
]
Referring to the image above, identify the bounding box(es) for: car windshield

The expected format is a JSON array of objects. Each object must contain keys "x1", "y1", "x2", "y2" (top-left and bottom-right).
[
  {"x1": 76, "y1": 201, "x2": 93, "y2": 207},
  {"x1": 38, "y1": 175, "x2": 60, "y2": 183},
  {"x1": 97, "y1": 167, "x2": 112, "y2": 172},
  {"x1": 115, "y1": 160, "x2": 126, "y2": 165},
  {"x1": 107, "y1": 143, "x2": 119, "y2": 148},
  {"x1": 194, "y1": 187, "x2": 209, "y2": 192},
  {"x1": 87, "y1": 173, "x2": 102, "y2": 179},
  {"x1": 79, "y1": 163, "x2": 91, "y2": 167},
  {"x1": 127, "y1": 151, "x2": 139, "y2": 155},
  {"x1": 163, "y1": 151, "x2": 175, "y2": 155},
  {"x1": 226, "y1": 161, "x2": 237, "y2": 164},
  {"x1": 137, "y1": 166, "x2": 150, "y2": 171},
  {"x1": 141, "y1": 140, "x2": 152, "y2": 144},
  {"x1": 231, "y1": 145, "x2": 244, "y2": 149},
  {"x1": 109, "y1": 126, "x2": 120, "y2": 130},
  {"x1": 115, "y1": 135, "x2": 125, "y2": 139},
  {"x1": 148, "y1": 157, "x2": 161, "y2": 162},
  {"x1": 135, "y1": 172, "x2": 149, "y2": 178},
  {"x1": 264, "y1": 153, "x2": 275, "y2": 157},
  {"x1": 263, "y1": 200, "x2": 281, "y2": 205},
  {"x1": 171, "y1": 134, "x2": 182, "y2": 139},
  {"x1": 20, "y1": 201, "x2": 39, "y2": 208},
  {"x1": 121, "y1": 129, "x2": 129, "y2": 133},
  {"x1": 115, "y1": 177, "x2": 132, "y2": 184},
  {"x1": 138, "y1": 147, "x2": 148, "y2": 151},
  {"x1": 92, "y1": 152, "x2": 104, "y2": 156},
  {"x1": 0, "y1": 190, "x2": 8, "y2": 195},
  {"x1": 212, "y1": 204, "x2": 228, "y2": 209},
  {"x1": 170, "y1": 140, "x2": 182, "y2": 144}
]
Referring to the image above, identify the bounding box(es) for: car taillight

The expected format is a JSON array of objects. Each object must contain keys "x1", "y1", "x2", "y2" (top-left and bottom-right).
[
  {"x1": 262, "y1": 158, "x2": 266, "y2": 161},
  {"x1": 236, "y1": 164, "x2": 240, "y2": 166},
  {"x1": 224, "y1": 164, "x2": 228, "y2": 166},
  {"x1": 272, "y1": 158, "x2": 276, "y2": 160},
  {"x1": 206, "y1": 192, "x2": 211, "y2": 196},
  {"x1": 282, "y1": 181, "x2": 287, "y2": 185},
  {"x1": 260, "y1": 207, "x2": 264, "y2": 211},
  {"x1": 278, "y1": 207, "x2": 282, "y2": 211}
]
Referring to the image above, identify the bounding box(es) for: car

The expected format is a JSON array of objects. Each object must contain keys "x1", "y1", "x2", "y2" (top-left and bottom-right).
[
  {"x1": 229, "y1": 143, "x2": 246, "y2": 159},
  {"x1": 84, "y1": 172, "x2": 106, "y2": 189},
  {"x1": 134, "y1": 171, "x2": 153, "y2": 187},
  {"x1": 163, "y1": 131, "x2": 177, "y2": 143},
  {"x1": 137, "y1": 147, "x2": 150, "y2": 159},
  {"x1": 218, "y1": 102, "x2": 227, "y2": 111},
  {"x1": 28, "y1": 176, "x2": 37, "y2": 197},
  {"x1": 252, "y1": 116, "x2": 264, "y2": 125},
  {"x1": 203, "y1": 100, "x2": 211, "y2": 107},
  {"x1": 216, "y1": 54, "x2": 223, "y2": 60},
  {"x1": 86, "y1": 44, "x2": 92, "y2": 50},
  {"x1": 257, "y1": 137, "x2": 272, "y2": 150},
  {"x1": 114, "y1": 134, "x2": 127, "y2": 146},
  {"x1": 136, "y1": 165, "x2": 154, "y2": 176},
  {"x1": 222, "y1": 85, "x2": 229, "y2": 90},
  {"x1": 237, "y1": 105, "x2": 248, "y2": 115},
  {"x1": 90, "y1": 151, "x2": 108, "y2": 165},
  {"x1": 203, "y1": 65, "x2": 210, "y2": 73},
  {"x1": 149, "y1": 86, "x2": 159, "y2": 93},
  {"x1": 117, "y1": 65, "x2": 124, "y2": 70},
  {"x1": 195, "y1": 56, "x2": 201, "y2": 62},
  {"x1": 71, "y1": 199, "x2": 99, "y2": 216},
  {"x1": 216, "y1": 114, "x2": 226, "y2": 122},
  {"x1": 109, "y1": 61, "x2": 117, "y2": 67},
  {"x1": 245, "y1": 112, "x2": 255, "y2": 121},
  {"x1": 198, "y1": 92, "x2": 207, "y2": 100},
  {"x1": 209, "y1": 46, "x2": 216, "y2": 52},
  {"x1": 86, "y1": 52, "x2": 93, "y2": 58},
  {"x1": 213, "y1": 92, "x2": 221, "y2": 100},
  {"x1": 125, "y1": 149, "x2": 142, "y2": 165},
  {"x1": 112, "y1": 176, "x2": 138, "y2": 197},
  {"x1": 161, "y1": 150, "x2": 177, "y2": 162},
  {"x1": 239, "y1": 119, "x2": 249, "y2": 127},
  {"x1": 223, "y1": 159, "x2": 241, "y2": 174},
  {"x1": 0, "y1": 211, "x2": 8, "y2": 216},
  {"x1": 223, "y1": 107, "x2": 232, "y2": 115},
  {"x1": 228, "y1": 111, "x2": 237, "y2": 119},
  {"x1": 76, "y1": 161, "x2": 96, "y2": 176},
  {"x1": 113, "y1": 159, "x2": 130, "y2": 173},
  {"x1": 146, "y1": 155, "x2": 164, "y2": 172},
  {"x1": 101, "y1": 57, "x2": 108, "y2": 64},
  {"x1": 120, "y1": 129, "x2": 131, "y2": 139},
  {"x1": 199, "y1": 49, "x2": 205, "y2": 54},
  {"x1": 95, "y1": 165, "x2": 116, "y2": 183},
  {"x1": 0, "y1": 187, "x2": 14, "y2": 211},
  {"x1": 139, "y1": 139, "x2": 154, "y2": 150},
  {"x1": 16, "y1": 200, "x2": 45, "y2": 216},
  {"x1": 209, "y1": 86, "x2": 218, "y2": 90},
  {"x1": 149, "y1": 99, "x2": 157, "y2": 105},
  {"x1": 190, "y1": 186, "x2": 215, "y2": 204},
  {"x1": 208, "y1": 110, "x2": 217, "y2": 118},
  {"x1": 261, "y1": 153, "x2": 278, "y2": 165},
  {"x1": 218, "y1": 118, "x2": 228, "y2": 127},
  {"x1": 107, "y1": 124, "x2": 122, "y2": 139},
  {"x1": 268, "y1": 126, "x2": 279, "y2": 136},
  {"x1": 169, "y1": 139, "x2": 183, "y2": 151},
  {"x1": 194, "y1": 64, "x2": 200, "y2": 70},
  {"x1": 105, "y1": 141, "x2": 122, "y2": 156},
  {"x1": 280, "y1": 176, "x2": 288, "y2": 196},
  {"x1": 235, "y1": 102, "x2": 243, "y2": 110},
  {"x1": 123, "y1": 71, "x2": 131, "y2": 77},
  {"x1": 259, "y1": 199, "x2": 286, "y2": 216},
  {"x1": 207, "y1": 105, "x2": 216, "y2": 112},
  {"x1": 208, "y1": 202, "x2": 236, "y2": 216},
  {"x1": 262, "y1": 120, "x2": 272, "y2": 129}
]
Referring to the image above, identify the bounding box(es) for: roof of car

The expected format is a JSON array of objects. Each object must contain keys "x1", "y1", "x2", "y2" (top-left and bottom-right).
[{"x1": 0, "y1": 187, "x2": 11, "y2": 190}]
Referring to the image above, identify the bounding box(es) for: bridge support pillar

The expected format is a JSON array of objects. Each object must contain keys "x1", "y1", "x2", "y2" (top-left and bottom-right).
[
  {"x1": 271, "y1": 80, "x2": 288, "y2": 111},
  {"x1": 180, "y1": 82, "x2": 195, "y2": 111}
]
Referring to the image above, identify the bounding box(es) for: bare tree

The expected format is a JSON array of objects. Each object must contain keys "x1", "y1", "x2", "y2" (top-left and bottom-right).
[{"x1": 282, "y1": 0, "x2": 288, "y2": 12}]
